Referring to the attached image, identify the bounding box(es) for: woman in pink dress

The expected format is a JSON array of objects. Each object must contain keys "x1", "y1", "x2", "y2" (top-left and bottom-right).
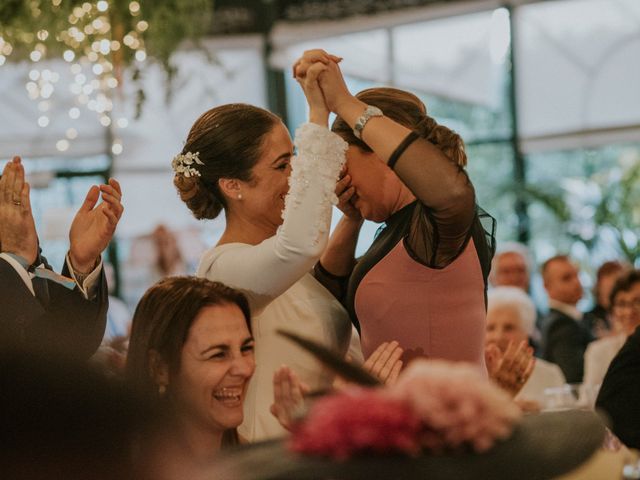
[{"x1": 296, "y1": 52, "x2": 495, "y2": 372}]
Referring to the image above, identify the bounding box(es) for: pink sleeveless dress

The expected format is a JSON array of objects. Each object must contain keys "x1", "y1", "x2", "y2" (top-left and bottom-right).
[{"x1": 355, "y1": 237, "x2": 487, "y2": 373}]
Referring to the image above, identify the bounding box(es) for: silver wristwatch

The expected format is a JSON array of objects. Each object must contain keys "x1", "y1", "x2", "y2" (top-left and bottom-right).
[{"x1": 353, "y1": 105, "x2": 383, "y2": 140}]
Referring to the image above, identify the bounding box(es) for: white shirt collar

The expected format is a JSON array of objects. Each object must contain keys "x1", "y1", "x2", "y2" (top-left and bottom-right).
[{"x1": 548, "y1": 298, "x2": 582, "y2": 322}]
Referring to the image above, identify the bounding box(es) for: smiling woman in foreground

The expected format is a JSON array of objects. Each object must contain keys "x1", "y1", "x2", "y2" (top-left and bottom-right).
[{"x1": 126, "y1": 276, "x2": 255, "y2": 463}]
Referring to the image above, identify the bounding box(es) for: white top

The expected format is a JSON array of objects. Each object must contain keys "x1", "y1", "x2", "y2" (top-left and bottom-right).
[
  {"x1": 197, "y1": 123, "x2": 356, "y2": 441},
  {"x1": 516, "y1": 357, "x2": 566, "y2": 404},
  {"x1": 583, "y1": 333, "x2": 626, "y2": 389},
  {"x1": 548, "y1": 298, "x2": 582, "y2": 322}
]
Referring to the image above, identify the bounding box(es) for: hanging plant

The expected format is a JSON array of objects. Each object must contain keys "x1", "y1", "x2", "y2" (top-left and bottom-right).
[
  {"x1": 0, "y1": 0, "x2": 212, "y2": 153},
  {"x1": 0, "y1": 0, "x2": 212, "y2": 69}
]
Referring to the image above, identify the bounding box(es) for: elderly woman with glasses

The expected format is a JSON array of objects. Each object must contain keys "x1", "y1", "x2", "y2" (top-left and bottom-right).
[{"x1": 583, "y1": 268, "x2": 640, "y2": 390}]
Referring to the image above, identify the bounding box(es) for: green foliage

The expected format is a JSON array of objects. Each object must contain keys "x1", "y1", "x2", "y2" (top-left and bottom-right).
[
  {"x1": 1, "y1": 1, "x2": 210, "y2": 72},
  {"x1": 139, "y1": 0, "x2": 212, "y2": 68},
  {"x1": 0, "y1": 0, "x2": 212, "y2": 117},
  {"x1": 522, "y1": 150, "x2": 640, "y2": 264},
  {"x1": 509, "y1": 182, "x2": 572, "y2": 223}
]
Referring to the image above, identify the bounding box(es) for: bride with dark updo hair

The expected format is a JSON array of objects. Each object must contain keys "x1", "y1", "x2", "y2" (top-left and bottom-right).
[{"x1": 172, "y1": 58, "x2": 358, "y2": 441}]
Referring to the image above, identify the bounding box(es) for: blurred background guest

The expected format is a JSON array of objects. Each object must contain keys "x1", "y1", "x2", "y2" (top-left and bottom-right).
[
  {"x1": 489, "y1": 242, "x2": 532, "y2": 292},
  {"x1": 489, "y1": 242, "x2": 546, "y2": 350},
  {"x1": 151, "y1": 224, "x2": 189, "y2": 278},
  {"x1": 583, "y1": 269, "x2": 640, "y2": 390},
  {"x1": 541, "y1": 255, "x2": 593, "y2": 383},
  {"x1": 582, "y1": 260, "x2": 628, "y2": 338},
  {"x1": 485, "y1": 286, "x2": 564, "y2": 408}
]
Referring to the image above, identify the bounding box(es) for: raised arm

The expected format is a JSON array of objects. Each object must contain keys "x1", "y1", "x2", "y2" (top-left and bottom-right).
[
  {"x1": 199, "y1": 61, "x2": 348, "y2": 309},
  {"x1": 313, "y1": 58, "x2": 476, "y2": 265},
  {"x1": 313, "y1": 167, "x2": 364, "y2": 300}
]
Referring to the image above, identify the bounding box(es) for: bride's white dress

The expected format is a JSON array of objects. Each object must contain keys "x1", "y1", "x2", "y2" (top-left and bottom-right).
[{"x1": 197, "y1": 123, "x2": 360, "y2": 441}]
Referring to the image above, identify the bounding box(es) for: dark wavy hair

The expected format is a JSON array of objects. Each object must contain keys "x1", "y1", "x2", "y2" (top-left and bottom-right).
[
  {"x1": 609, "y1": 269, "x2": 640, "y2": 310},
  {"x1": 126, "y1": 276, "x2": 251, "y2": 447},
  {"x1": 173, "y1": 104, "x2": 281, "y2": 220}
]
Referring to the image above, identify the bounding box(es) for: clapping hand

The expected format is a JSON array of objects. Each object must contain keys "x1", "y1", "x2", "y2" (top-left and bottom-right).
[
  {"x1": 362, "y1": 340, "x2": 404, "y2": 386},
  {"x1": 0, "y1": 157, "x2": 38, "y2": 264},
  {"x1": 334, "y1": 341, "x2": 404, "y2": 390},
  {"x1": 68, "y1": 178, "x2": 123, "y2": 273},
  {"x1": 270, "y1": 365, "x2": 311, "y2": 431},
  {"x1": 485, "y1": 340, "x2": 535, "y2": 397}
]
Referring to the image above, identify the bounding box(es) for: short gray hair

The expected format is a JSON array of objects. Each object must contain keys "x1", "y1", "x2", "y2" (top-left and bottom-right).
[{"x1": 487, "y1": 286, "x2": 537, "y2": 336}]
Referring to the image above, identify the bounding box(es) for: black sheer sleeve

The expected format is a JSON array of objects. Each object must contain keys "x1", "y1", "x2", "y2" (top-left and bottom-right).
[
  {"x1": 389, "y1": 134, "x2": 476, "y2": 268},
  {"x1": 312, "y1": 261, "x2": 351, "y2": 303}
]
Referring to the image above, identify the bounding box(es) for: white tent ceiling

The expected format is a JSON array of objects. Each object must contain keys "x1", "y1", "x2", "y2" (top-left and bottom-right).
[
  {"x1": 269, "y1": 0, "x2": 640, "y2": 151},
  {"x1": 515, "y1": 0, "x2": 640, "y2": 150}
]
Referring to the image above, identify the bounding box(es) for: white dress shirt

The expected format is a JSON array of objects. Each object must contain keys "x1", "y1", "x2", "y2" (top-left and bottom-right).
[{"x1": 0, "y1": 251, "x2": 102, "y2": 300}]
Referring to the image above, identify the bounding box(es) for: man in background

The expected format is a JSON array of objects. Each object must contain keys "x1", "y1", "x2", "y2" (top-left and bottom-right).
[{"x1": 540, "y1": 254, "x2": 593, "y2": 383}]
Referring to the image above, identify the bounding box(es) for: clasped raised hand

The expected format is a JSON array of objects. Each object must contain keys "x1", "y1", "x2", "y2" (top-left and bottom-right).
[{"x1": 293, "y1": 49, "x2": 353, "y2": 118}]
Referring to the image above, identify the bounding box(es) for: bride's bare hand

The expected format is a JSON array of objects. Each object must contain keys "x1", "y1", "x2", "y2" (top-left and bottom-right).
[
  {"x1": 296, "y1": 61, "x2": 330, "y2": 126},
  {"x1": 316, "y1": 60, "x2": 353, "y2": 114}
]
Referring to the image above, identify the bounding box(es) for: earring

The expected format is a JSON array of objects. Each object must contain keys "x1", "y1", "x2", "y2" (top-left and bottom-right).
[
  {"x1": 237, "y1": 193, "x2": 243, "y2": 200},
  {"x1": 158, "y1": 384, "x2": 167, "y2": 397}
]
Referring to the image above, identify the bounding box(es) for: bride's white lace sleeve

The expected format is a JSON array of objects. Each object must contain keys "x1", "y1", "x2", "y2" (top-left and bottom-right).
[{"x1": 197, "y1": 123, "x2": 347, "y2": 310}]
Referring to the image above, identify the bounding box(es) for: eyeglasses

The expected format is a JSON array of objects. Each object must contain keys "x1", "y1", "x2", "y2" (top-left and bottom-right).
[{"x1": 612, "y1": 299, "x2": 640, "y2": 311}]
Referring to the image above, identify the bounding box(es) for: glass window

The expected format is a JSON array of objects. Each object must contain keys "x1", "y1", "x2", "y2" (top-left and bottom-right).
[
  {"x1": 526, "y1": 142, "x2": 640, "y2": 271},
  {"x1": 466, "y1": 142, "x2": 517, "y2": 241}
]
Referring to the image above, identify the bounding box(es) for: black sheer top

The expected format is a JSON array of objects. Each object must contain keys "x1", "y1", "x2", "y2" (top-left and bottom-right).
[{"x1": 315, "y1": 131, "x2": 496, "y2": 332}]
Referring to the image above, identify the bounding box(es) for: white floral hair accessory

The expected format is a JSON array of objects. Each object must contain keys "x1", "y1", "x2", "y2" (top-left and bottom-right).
[{"x1": 171, "y1": 151, "x2": 205, "y2": 178}]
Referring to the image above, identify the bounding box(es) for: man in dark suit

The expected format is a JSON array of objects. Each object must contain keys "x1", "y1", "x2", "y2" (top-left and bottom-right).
[
  {"x1": 0, "y1": 156, "x2": 124, "y2": 360},
  {"x1": 541, "y1": 255, "x2": 593, "y2": 383},
  {"x1": 596, "y1": 325, "x2": 640, "y2": 449}
]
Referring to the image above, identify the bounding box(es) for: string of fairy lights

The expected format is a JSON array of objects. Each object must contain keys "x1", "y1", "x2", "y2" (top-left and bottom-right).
[{"x1": 0, "y1": 1, "x2": 150, "y2": 155}]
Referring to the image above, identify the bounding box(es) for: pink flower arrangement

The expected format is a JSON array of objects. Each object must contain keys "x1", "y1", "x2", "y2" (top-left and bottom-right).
[
  {"x1": 290, "y1": 360, "x2": 521, "y2": 459},
  {"x1": 391, "y1": 360, "x2": 521, "y2": 453},
  {"x1": 289, "y1": 389, "x2": 422, "y2": 459}
]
